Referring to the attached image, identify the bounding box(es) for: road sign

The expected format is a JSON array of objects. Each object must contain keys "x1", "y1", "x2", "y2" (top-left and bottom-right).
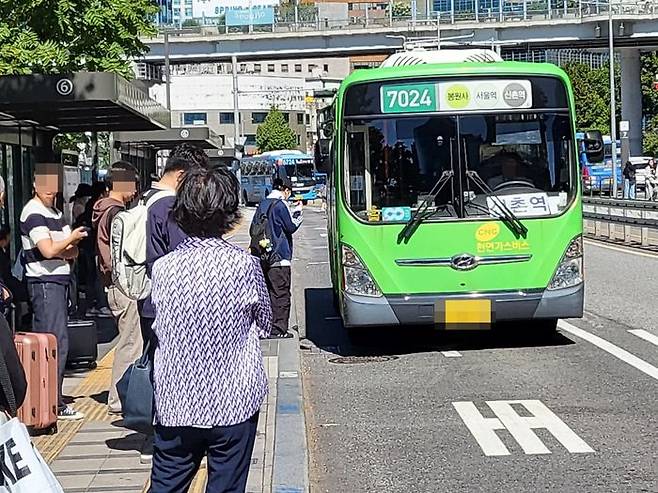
[
  {"x1": 621, "y1": 131, "x2": 629, "y2": 139},
  {"x1": 620, "y1": 120, "x2": 630, "y2": 132},
  {"x1": 453, "y1": 400, "x2": 595, "y2": 456}
]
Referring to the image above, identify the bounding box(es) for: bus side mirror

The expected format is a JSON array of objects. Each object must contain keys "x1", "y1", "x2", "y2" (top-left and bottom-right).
[
  {"x1": 583, "y1": 130, "x2": 604, "y2": 163},
  {"x1": 321, "y1": 121, "x2": 334, "y2": 139}
]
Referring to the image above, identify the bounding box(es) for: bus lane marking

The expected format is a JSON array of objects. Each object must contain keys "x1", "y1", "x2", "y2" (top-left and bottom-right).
[
  {"x1": 453, "y1": 400, "x2": 595, "y2": 457},
  {"x1": 558, "y1": 321, "x2": 658, "y2": 381},
  {"x1": 628, "y1": 329, "x2": 658, "y2": 348}
]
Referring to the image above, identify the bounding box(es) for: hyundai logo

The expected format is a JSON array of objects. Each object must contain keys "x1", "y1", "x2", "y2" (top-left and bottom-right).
[{"x1": 450, "y1": 253, "x2": 479, "y2": 271}]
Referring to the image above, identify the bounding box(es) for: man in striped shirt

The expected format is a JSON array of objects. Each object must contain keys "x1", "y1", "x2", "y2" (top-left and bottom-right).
[{"x1": 20, "y1": 163, "x2": 88, "y2": 420}]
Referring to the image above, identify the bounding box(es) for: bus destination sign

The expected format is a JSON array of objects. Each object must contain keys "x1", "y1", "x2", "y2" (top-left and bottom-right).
[{"x1": 380, "y1": 79, "x2": 533, "y2": 114}]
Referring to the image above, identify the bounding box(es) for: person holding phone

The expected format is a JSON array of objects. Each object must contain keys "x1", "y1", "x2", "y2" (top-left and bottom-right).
[
  {"x1": 251, "y1": 178, "x2": 303, "y2": 339},
  {"x1": 20, "y1": 163, "x2": 88, "y2": 420}
]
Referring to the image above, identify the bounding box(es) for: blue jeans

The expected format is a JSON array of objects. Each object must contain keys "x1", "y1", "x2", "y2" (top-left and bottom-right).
[
  {"x1": 28, "y1": 282, "x2": 68, "y2": 412},
  {"x1": 624, "y1": 179, "x2": 636, "y2": 199},
  {"x1": 150, "y1": 413, "x2": 259, "y2": 493}
]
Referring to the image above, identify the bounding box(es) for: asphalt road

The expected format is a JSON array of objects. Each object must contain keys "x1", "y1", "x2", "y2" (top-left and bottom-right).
[{"x1": 295, "y1": 210, "x2": 658, "y2": 493}]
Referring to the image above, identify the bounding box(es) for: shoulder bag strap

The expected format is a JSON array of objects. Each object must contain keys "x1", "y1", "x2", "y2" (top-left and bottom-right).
[{"x1": 0, "y1": 336, "x2": 17, "y2": 416}]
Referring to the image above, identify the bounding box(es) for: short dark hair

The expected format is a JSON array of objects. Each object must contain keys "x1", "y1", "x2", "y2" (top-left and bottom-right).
[
  {"x1": 165, "y1": 143, "x2": 209, "y2": 174},
  {"x1": 273, "y1": 178, "x2": 293, "y2": 191},
  {"x1": 107, "y1": 161, "x2": 138, "y2": 190},
  {"x1": 173, "y1": 166, "x2": 241, "y2": 238}
]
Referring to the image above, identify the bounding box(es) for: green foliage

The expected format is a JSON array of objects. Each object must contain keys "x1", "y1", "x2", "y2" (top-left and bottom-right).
[
  {"x1": 256, "y1": 108, "x2": 298, "y2": 153},
  {"x1": 53, "y1": 133, "x2": 88, "y2": 156},
  {"x1": 277, "y1": 1, "x2": 317, "y2": 23},
  {"x1": 641, "y1": 52, "x2": 658, "y2": 156},
  {"x1": 391, "y1": 2, "x2": 412, "y2": 17},
  {"x1": 0, "y1": 0, "x2": 158, "y2": 78},
  {"x1": 182, "y1": 19, "x2": 200, "y2": 27},
  {"x1": 562, "y1": 61, "x2": 620, "y2": 134}
]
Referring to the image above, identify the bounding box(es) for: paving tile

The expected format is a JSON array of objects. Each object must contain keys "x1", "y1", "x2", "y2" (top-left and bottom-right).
[
  {"x1": 51, "y1": 457, "x2": 106, "y2": 473},
  {"x1": 102, "y1": 456, "x2": 150, "y2": 471},
  {"x1": 57, "y1": 473, "x2": 96, "y2": 490},
  {"x1": 58, "y1": 444, "x2": 118, "y2": 458},
  {"x1": 89, "y1": 470, "x2": 150, "y2": 489},
  {"x1": 68, "y1": 430, "x2": 128, "y2": 444}
]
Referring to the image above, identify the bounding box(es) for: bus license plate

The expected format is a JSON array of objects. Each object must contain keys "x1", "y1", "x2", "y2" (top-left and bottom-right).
[{"x1": 436, "y1": 299, "x2": 492, "y2": 330}]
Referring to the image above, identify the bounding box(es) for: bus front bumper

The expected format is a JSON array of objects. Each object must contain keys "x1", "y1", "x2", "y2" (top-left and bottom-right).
[{"x1": 341, "y1": 284, "x2": 584, "y2": 328}]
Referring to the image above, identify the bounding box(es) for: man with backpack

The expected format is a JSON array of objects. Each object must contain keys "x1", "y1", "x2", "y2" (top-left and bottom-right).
[
  {"x1": 250, "y1": 178, "x2": 303, "y2": 339},
  {"x1": 92, "y1": 162, "x2": 142, "y2": 415}
]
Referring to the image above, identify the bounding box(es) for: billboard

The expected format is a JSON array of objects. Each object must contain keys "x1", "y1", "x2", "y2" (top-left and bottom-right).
[
  {"x1": 226, "y1": 7, "x2": 275, "y2": 26},
  {"x1": 192, "y1": 0, "x2": 278, "y2": 19}
]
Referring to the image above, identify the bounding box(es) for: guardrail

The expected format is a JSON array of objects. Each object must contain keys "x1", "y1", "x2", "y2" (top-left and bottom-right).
[
  {"x1": 582, "y1": 196, "x2": 658, "y2": 247},
  {"x1": 156, "y1": 0, "x2": 658, "y2": 38}
]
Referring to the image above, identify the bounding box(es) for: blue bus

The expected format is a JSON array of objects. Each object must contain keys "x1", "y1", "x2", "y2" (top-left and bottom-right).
[
  {"x1": 240, "y1": 150, "x2": 323, "y2": 205},
  {"x1": 577, "y1": 132, "x2": 619, "y2": 194}
]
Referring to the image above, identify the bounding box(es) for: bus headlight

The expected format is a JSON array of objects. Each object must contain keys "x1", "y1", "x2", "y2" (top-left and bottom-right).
[
  {"x1": 342, "y1": 245, "x2": 382, "y2": 297},
  {"x1": 548, "y1": 235, "x2": 583, "y2": 290}
]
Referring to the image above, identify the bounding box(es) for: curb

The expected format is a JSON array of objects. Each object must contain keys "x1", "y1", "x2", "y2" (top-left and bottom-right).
[{"x1": 271, "y1": 335, "x2": 309, "y2": 493}]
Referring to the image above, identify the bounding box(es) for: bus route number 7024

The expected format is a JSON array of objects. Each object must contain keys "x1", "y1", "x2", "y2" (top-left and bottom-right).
[{"x1": 381, "y1": 84, "x2": 438, "y2": 114}]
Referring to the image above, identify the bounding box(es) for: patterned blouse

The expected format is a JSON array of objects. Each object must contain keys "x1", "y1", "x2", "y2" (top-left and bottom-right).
[{"x1": 151, "y1": 237, "x2": 272, "y2": 427}]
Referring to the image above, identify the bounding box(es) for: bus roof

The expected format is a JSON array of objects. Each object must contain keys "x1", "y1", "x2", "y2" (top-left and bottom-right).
[{"x1": 339, "y1": 61, "x2": 570, "y2": 93}]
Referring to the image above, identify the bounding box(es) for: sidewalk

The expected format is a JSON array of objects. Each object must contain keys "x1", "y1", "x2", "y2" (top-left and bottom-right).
[{"x1": 32, "y1": 208, "x2": 310, "y2": 493}]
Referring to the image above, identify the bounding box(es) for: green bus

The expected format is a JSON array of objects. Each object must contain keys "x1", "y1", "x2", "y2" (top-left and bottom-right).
[{"x1": 325, "y1": 51, "x2": 602, "y2": 332}]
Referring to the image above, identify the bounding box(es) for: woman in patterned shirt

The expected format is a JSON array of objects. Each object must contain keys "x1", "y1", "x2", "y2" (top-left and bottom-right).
[{"x1": 149, "y1": 166, "x2": 272, "y2": 493}]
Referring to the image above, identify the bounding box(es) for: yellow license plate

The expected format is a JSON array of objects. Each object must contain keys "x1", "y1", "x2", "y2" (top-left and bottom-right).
[{"x1": 436, "y1": 299, "x2": 492, "y2": 330}]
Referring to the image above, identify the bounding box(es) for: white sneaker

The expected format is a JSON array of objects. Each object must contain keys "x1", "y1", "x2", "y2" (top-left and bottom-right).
[
  {"x1": 140, "y1": 437, "x2": 154, "y2": 464},
  {"x1": 97, "y1": 307, "x2": 113, "y2": 318},
  {"x1": 85, "y1": 307, "x2": 99, "y2": 317},
  {"x1": 58, "y1": 406, "x2": 84, "y2": 421}
]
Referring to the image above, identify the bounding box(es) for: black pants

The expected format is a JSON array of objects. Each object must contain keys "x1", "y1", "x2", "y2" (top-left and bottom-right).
[
  {"x1": 28, "y1": 282, "x2": 68, "y2": 412},
  {"x1": 263, "y1": 265, "x2": 291, "y2": 336},
  {"x1": 150, "y1": 413, "x2": 259, "y2": 493}
]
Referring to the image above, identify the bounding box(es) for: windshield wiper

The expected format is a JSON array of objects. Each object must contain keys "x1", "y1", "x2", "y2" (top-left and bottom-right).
[
  {"x1": 397, "y1": 170, "x2": 454, "y2": 244},
  {"x1": 465, "y1": 170, "x2": 528, "y2": 239}
]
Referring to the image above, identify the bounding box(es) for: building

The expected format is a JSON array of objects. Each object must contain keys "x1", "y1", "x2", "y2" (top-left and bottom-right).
[{"x1": 149, "y1": 58, "x2": 348, "y2": 154}]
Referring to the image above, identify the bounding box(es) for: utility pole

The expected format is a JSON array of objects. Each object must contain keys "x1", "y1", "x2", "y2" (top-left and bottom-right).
[
  {"x1": 164, "y1": 30, "x2": 171, "y2": 113},
  {"x1": 609, "y1": 1, "x2": 619, "y2": 196},
  {"x1": 232, "y1": 55, "x2": 241, "y2": 150}
]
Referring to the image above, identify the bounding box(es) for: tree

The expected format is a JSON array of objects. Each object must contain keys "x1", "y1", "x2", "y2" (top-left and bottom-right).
[
  {"x1": 0, "y1": 0, "x2": 158, "y2": 78},
  {"x1": 562, "y1": 61, "x2": 620, "y2": 133},
  {"x1": 641, "y1": 53, "x2": 658, "y2": 156},
  {"x1": 391, "y1": 2, "x2": 412, "y2": 18},
  {"x1": 182, "y1": 19, "x2": 200, "y2": 28},
  {"x1": 256, "y1": 108, "x2": 298, "y2": 153}
]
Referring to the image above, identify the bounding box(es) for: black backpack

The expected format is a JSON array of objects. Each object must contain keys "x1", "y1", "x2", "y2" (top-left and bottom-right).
[{"x1": 249, "y1": 200, "x2": 279, "y2": 265}]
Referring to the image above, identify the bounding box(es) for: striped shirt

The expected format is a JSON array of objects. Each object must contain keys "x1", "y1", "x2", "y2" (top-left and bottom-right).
[{"x1": 20, "y1": 198, "x2": 71, "y2": 284}]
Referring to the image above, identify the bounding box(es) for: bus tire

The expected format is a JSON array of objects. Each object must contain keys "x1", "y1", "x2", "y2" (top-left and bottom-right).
[
  {"x1": 302, "y1": 200, "x2": 308, "y2": 205},
  {"x1": 242, "y1": 191, "x2": 249, "y2": 207}
]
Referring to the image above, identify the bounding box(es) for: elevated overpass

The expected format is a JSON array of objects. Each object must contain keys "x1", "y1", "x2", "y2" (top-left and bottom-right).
[
  {"x1": 141, "y1": 4, "x2": 658, "y2": 64},
  {"x1": 139, "y1": 2, "x2": 658, "y2": 155}
]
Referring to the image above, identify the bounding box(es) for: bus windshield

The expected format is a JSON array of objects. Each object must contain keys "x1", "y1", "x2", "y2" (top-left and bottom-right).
[{"x1": 345, "y1": 111, "x2": 574, "y2": 221}]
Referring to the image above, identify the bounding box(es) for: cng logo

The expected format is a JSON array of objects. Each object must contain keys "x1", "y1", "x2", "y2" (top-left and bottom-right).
[
  {"x1": 475, "y1": 223, "x2": 500, "y2": 242},
  {"x1": 454, "y1": 400, "x2": 595, "y2": 456}
]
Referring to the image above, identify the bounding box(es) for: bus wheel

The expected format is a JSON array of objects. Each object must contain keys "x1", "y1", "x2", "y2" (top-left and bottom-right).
[
  {"x1": 242, "y1": 191, "x2": 250, "y2": 207},
  {"x1": 302, "y1": 200, "x2": 308, "y2": 205}
]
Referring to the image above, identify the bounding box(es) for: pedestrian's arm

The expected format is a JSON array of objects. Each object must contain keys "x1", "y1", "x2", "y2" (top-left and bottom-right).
[
  {"x1": 252, "y1": 261, "x2": 272, "y2": 338},
  {"x1": 276, "y1": 203, "x2": 302, "y2": 235},
  {"x1": 59, "y1": 244, "x2": 79, "y2": 260},
  {"x1": 31, "y1": 221, "x2": 87, "y2": 260}
]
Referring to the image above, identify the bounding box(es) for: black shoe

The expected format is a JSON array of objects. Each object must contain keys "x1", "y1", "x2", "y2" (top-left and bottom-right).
[{"x1": 266, "y1": 331, "x2": 294, "y2": 339}]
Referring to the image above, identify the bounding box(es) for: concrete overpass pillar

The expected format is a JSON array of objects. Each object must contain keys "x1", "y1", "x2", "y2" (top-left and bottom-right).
[{"x1": 620, "y1": 47, "x2": 643, "y2": 156}]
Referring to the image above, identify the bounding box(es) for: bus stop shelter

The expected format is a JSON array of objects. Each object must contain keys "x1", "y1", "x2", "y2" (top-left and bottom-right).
[
  {"x1": 0, "y1": 72, "x2": 170, "y2": 249},
  {"x1": 112, "y1": 127, "x2": 237, "y2": 179}
]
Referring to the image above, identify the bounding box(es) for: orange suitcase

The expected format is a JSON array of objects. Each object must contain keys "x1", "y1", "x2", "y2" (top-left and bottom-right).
[{"x1": 14, "y1": 332, "x2": 58, "y2": 434}]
